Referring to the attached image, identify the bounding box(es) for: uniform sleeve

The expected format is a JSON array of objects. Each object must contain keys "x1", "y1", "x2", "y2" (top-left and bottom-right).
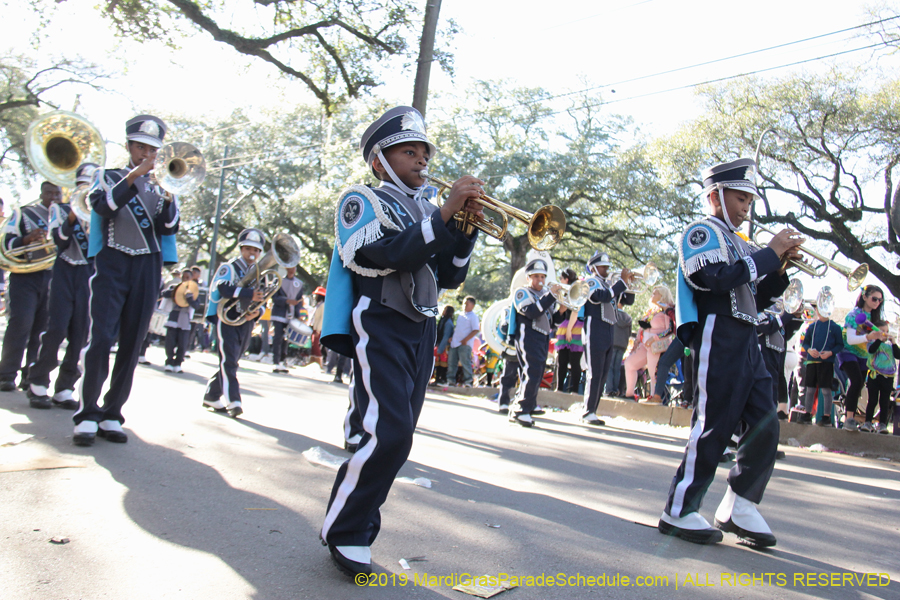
[
  {"x1": 3, "y1": 208, "x2": 26, "y2": 250},
  {"x1": 588, "y1": 279, "x2": 628, "y2": 305},
  {"x1": 515, "y1": 289, "x2": 556, "y2": 320},
  {"x1": 355, "y1": 211, "x2": 469, "y2": 274},
  {"x1": 91, "y1": 170, "x2": 138, "y2": 218},
  {"x1": 756, "y1": 314, "x2": 782, "y2": 336},
  {"x1": 155, "y1": 197, "x2": 179, "y2": 235},
  {"x1": 690, "y1": 247, "x2": 783, "y2": 294},
  {"x1": 755, "y1": 271, "x2": 791, "y2": 311},
  {"x1": 435, "y1": 226, "x2": 477, "y2": 290}
]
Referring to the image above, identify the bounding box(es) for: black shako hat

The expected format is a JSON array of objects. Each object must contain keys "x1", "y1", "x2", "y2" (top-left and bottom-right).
[
  {"x1": 125, "y1": 115, "x2": 167, "y2": 148},
  {"x1": 360, "y1": 106, "x2": 437, "y2": 172},
  {"x1": 525, "y1": 258, "x2": 549, "y2": 276},
  {"x1": 701, "y1": 158, "x2": 761, "y2": 200}
]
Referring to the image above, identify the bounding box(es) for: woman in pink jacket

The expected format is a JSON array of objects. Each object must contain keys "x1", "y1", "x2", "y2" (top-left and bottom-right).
[{"x1": 623, "y1": 285, "x2": 675, "y2": 400}]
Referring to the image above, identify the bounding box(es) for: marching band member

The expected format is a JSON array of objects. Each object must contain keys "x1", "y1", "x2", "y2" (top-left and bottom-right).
[
  {"x1": 0, "y1": 181, "x2": 58, "y2": 395},
  {"x1": 507, "y1": 258, "x2": 564, "y2": 427},
  {"x1": 26, "y1": 165, "x2": 95, "y2": 409},
  {"x1": 581, "y1": 252, "x2": 634, "y2": 425},
  {"x1": 162, "y1": 269, "x2": 199, "y2": 373},
  {"x1": 203, "y1": 228, "x2": 266, "y2": 418},
  {"x1": 659, "y1": 158, "x2": 802, "y2": 547},
  {"x1": 73, "y1": 115, "x2": 179, "y2": 447},
  {"x1": 757, "y1": 304, "x2": 802, "y2": 421},
  {"x1": 270, "y1": 265, "x2": 304, "y2": 373},
  {"x1": 319, "y1": 106, "x2": 480, "y2": 577}
]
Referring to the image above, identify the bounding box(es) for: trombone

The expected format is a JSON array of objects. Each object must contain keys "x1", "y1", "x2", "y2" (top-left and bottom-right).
[
  {"x1": 422, "y1": 172, "x2": 566, "y2": 251},
  {"x1": 749, "y1": 220, "x2": 868, "y2": 291}
]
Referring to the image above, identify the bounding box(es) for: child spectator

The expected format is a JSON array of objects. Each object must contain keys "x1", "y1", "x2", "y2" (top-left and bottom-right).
[
  {"x1": 863, "y1": 320, "x2": 898, "y2": 433},
  {"x1": 798, "y1": 302, "x2": 843, "y2": 425}
]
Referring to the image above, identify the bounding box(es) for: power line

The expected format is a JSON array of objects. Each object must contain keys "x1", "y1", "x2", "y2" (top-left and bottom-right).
[
  {"x1": 453, "y1": 14, "x2": 900, "y2": 121},
  {"x1": 571, "y1": 41, "x2": 886, "y2": 112}
]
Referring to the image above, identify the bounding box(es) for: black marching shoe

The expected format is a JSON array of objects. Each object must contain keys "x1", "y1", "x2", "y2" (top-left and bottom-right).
[
  {"x1": 509, "y1": 413, "x2": 535, "y2": 428},
  {"x1": 25, "y1": 386, "x2": 52, "y2": 409},
  {"x1": 97, "y1": 422, "x2": 128, "y2": 443},
  {"x1": 531, "y1": 406, "x2": 546, "y2": 416},
  {"x1": 320, "y1": 534, "x2": 372, "y2": 578},
  {"x1": 714, "y1": 487, "x2": 776, "y2": 549},
  {"x1": 227, "y1": 402, "x2": 243, "y2": 418},
  {"x1": 73, "y1": 421, "x2": 98, "y2": 447},
  {"x1": 0, "y1": 380, "x2": 16, "y2": 392},
  {"x1": 658, "y1": 512, "x2": 723, "y2": 545},
  {"x1": 202, "y1": 396, "x2": 228, "y2": 413}
]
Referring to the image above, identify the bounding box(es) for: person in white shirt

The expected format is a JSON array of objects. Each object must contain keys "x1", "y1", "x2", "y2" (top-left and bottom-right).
[{"x1": 447, "y1": 296, "x2": 479, "y2": 387}]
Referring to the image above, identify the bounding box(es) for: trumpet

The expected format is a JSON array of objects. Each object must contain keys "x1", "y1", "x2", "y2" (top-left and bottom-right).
[
  {"x1": 151, "y1": 141, "x2": 207, "y2": 199},
  {"x1": 749, "y1": 220, "x2": 868, "y2": 291},
  {"x1": 609, "y1": 263, "x2": 660, "y2": 292},
  {"x1": 551, "y1": 280, "x2": 591, "y2": 310},
  {"x1": 422, "y1": 172, "x2": 566, "y2": 251}
]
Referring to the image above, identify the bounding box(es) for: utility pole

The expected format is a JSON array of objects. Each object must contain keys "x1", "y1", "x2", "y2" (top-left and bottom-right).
[
  {"x1": 412, "y1": 0, "x2": 442, "y2": 117},
  {"x1": 207, "y1": 145, "x2": 229, "y2": 291}
]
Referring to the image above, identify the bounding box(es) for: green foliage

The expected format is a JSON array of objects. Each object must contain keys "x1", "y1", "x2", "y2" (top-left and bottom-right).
[
  {"x1": 651, "y1": 69, "x2": 900, "y2": 296},
  {"x1": 33, "y1": 0, "x2": 443, "y2": 113}
]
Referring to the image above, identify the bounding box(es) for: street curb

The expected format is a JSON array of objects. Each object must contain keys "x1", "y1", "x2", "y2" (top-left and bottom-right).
[{"x1": 435, "y1": 385, "x2": 900, "y2": 460}]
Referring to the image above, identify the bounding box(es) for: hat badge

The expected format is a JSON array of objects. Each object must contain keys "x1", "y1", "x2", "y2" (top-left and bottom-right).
[
  {"x1": 139, "y1": 120, "x2": 160, "y2": 138},
  {"x1": 400, "y1": 111, "x2": 426, "y2": 134},
  {"x1": 743, "y1": 166, "x2": 757, "y2": 183}
]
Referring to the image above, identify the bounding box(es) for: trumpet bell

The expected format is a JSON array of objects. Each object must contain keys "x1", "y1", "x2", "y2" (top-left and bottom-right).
[
  {"x1": 25, "y1": 111, "x2": 106, "y2": 188},
  {"x1": 782, "y1": 279, "x2": 804, "y2": 314},
  {"x1": 816, "y1": 286, "x2": 835, "y2": 319},
  {"x1": 528, "y1": 205, "x2": 566, "y2": 251},
  {"x1": 152, "y1": 142, "x2": 206, "y2": 196},
  {"x1": 846, "y1": 264, "x2": 868, "y2": 292}
]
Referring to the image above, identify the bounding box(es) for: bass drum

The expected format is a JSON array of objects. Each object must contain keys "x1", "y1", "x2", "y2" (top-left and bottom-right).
[
  {"x1": 481, "y1": 298, "x2": 514, "y2": 355},
  {"x1": 286, "y1": 318, "x2": 312, "y2": 346}
]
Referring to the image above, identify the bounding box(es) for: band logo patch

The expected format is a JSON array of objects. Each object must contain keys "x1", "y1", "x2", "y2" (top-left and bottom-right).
[
  {"x1": 340, "y1": 197, "x2": 363, "y2": 229},
  {"x1": 687, "y1": 227, "x2": 709, "y2": 249}
]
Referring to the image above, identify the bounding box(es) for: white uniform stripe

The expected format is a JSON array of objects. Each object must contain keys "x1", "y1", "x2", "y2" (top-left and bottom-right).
[
  {"x1": 322, "y1": 296, "x2": 379, "y2": 541},
  {"x1": 343, "y1": 377, "x2": 356, "y2": 442},
  {"x1": 421, "y1": 218, "x2": 435, "y2": 244},
  {"x1": 670, "y1": 314, "x2": 715, "y2": 517},
  {"x1": 512, "y1": 322, "x2": 529, "y2": 405},
  {"x1": 581, "y1": 315, "x2": 592, "y2": 414},
  {"x1": 216, "y1": 320, "x2": 230, "y2": 402},
  {"x1": 74, "y1": 264, "x2": 101, "y2": 419}
]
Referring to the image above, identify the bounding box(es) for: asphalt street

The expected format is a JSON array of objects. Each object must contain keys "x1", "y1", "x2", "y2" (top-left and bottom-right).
[{"x1": 1, "y1": 345, "x2": 898, "y2": 600}]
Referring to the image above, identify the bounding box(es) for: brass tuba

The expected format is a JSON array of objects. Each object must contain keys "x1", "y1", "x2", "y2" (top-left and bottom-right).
[
  {"x1": 217, "y1": 233, "x2": 301, "y2": 326},
  {"x1": 423, "y1": 172, "x2": 566, "y2": 250},
  {"x1": 24, "y1": 110, "x2": 106, "y2": 188},
  {"x1": 0, "y1": 111, "x2": 105, "y2": 273}
]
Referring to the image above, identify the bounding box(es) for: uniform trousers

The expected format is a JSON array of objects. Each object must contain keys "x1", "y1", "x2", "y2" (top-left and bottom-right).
[
  {"x1": 510, "y1": 325, "x2": 548, "y2": 415},
  {"x1": 761, "y1": 346, "x2": 787, "y2": 406},
  {"x1": 205, "y1": 320, "x2": 253, "y2": 405},
  {"x1": 29, "y1": 261, "x2": 92, "y2": 392},
  {"x1": 0, "y1": 270, "x2": 51, "y2": 383},
  {"x1": 322, "y1": 297, "x2": 435, "y2": 548},
  {"x1": 665, "y1": 315, "x2": 779, "y2": 518},
  {"x1": 582, "y1": 315, "x2": 615, "y2": 417},
  {"x1": 76, "y1": 250, "x2": 161, "y2": 425},
  {"x1": 165, "y1": 326, "x2": 191, "y2": 367},
  {"x1": 344, "y1": 374, "x2": 364, "y2": 442},
  {"x1": 498, "y1": 354, "x2": 519, "y2": 406},
  {"x1": 271, "y1": 320, "x2": 286, "y2": 364}
]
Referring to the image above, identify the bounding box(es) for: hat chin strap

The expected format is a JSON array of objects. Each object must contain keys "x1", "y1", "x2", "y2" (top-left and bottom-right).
[
  {"x1": 710, "y1": 183, "x2": 739, "y2": 232},
  {"x1": 376, "y1": 148, "x2": 425, "y2": 198}
]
